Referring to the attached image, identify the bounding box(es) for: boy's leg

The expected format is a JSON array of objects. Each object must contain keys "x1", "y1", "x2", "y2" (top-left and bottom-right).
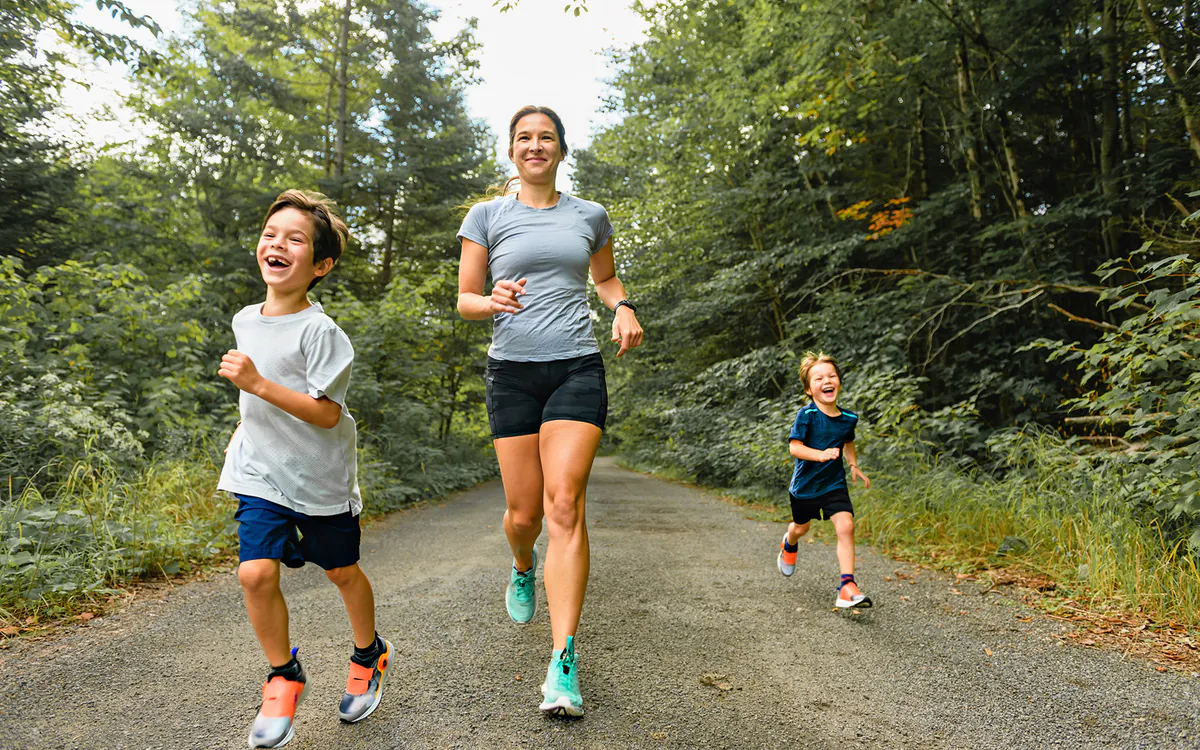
[
  {"x1": 786, "y1": 521, "x2": 811, "y2": 546},
  {"x1": 326, "y1": 563, "x2": 376, "y2": 649},
  {"x1": 829, "y1": 511, "x2": 862, "y2": 598},
  {"x1": 239, "y1": 559, "x2": 291, "y2": 667}
]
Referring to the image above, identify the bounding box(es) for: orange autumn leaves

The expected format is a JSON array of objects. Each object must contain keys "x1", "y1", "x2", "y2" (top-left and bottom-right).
[{"x1": 836, "y1": 196, "x2": 914, "y2": 240}]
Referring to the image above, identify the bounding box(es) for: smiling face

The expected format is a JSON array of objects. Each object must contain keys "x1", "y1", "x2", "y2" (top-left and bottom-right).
[
  {"x1": 509, "y1": 112, "x2": 564, "y2": 186},
  {"x1": 256, "y1": 207, "x2": 332, "y2": 296},
  {"x1": 804, "y1": 362, "x2": 841, "y2": 406}
]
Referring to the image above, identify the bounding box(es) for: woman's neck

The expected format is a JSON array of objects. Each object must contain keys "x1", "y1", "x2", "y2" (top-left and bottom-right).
[{"x1": 516, "y1": 180, "x2": 559, "y2": 208}]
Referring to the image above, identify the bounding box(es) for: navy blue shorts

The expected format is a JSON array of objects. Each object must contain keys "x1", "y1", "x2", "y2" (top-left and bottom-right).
[
  {"x1": 789, "y1": 487, "x2": 853, "y2": 525},
  {"x1": 484, "y1": 353, "x2": 607, "y2": 439},
  {"x1": 234, "y1": 494, "x2": 360, "y2": 571}
]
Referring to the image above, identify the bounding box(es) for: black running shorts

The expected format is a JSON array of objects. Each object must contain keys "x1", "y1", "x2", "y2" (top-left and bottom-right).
[
  {"x1": 789, "y1": 487, "x2": 854, "y2": 525},
  {"x1": 484, "y1": 353, "x2": 608, "y2": 439}
]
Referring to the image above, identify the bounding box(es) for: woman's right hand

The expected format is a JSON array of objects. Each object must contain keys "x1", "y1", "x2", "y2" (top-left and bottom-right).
[{"x1": 487, "y1": 277, "x2": 527, "y2": 314}]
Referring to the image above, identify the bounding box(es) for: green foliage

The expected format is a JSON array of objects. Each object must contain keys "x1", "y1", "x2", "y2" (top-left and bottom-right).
[{"x1": 1037, "y1": 249, "x2": 1200, "y2": 543}]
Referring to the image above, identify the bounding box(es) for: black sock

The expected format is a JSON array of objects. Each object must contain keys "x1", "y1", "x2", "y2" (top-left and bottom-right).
[
  {"x1": 351, "y1": 633, "x2": 383, "y2": 667},
  {"x1": 268, "y1": 656, "x2": 303, "y2": 682},
  {"x1": 783, "y1": 539, "x2": 798, "y2": 552}
]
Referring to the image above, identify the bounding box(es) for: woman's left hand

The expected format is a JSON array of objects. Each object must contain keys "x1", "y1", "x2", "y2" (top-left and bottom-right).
[{"x1": 612, "y1": 307, "x2": 644, "y2": 357}]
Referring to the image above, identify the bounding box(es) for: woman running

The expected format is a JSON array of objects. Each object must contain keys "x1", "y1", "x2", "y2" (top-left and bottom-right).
[{"x1": 456, "y1": 105, "x2": 643, "y2": 717}]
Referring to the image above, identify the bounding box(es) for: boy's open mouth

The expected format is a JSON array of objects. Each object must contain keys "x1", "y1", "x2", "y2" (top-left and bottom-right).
[
  {"x1": 265, "y1": 255, "x2": 291, "y2": 269},
  {"x1": 821, "y1": 385, "x2": 836, "y2": 395}
]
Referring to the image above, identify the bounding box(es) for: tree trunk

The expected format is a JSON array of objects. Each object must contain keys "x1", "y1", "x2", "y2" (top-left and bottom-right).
[
  {"x1": 1138, "y1": 0, "x2": 1200, "y2": 164},
  {"x1": 333, "y1": 0, "x2": 353, "y2": 185},
  {"x1": 969, "y1": 9, "x2": 1027, "y2": 222},
  {"x1": 952, "y1": 25, "x2": 983, "y2": 221},
  {"x1": 915, "y1": 94, "x2": 930, "y2": 199},
  {"x1": 1099, "y1": 0, "x2": 1123, "y2": 255}
]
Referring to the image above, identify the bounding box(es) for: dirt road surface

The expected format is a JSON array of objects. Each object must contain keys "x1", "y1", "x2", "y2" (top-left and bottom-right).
[{"x1": 1, "y1": 458, "x2": 1196, "y2": 749}]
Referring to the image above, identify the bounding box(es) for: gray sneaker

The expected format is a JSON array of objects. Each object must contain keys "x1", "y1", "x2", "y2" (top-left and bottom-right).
[{"x1": 505, "y1": 547, "x2": 538, "y2": 623}]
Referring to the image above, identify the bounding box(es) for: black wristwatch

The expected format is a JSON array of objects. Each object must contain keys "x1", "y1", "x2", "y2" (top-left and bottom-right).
[{"x1": 613, "y1": 299, "x2": 637, "y2": 315}]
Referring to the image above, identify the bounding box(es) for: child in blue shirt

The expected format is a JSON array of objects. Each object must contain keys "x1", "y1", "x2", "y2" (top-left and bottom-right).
[{"x1": 777, "y1": 352, "x2": 873, "y2": 609}]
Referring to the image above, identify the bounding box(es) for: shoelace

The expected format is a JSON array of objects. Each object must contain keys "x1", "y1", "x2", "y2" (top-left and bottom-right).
[
  {"x1": 514, "y1": 570, "x2": 534, "y2": 600},
  {"x1": 559, "y1": 649, "x2": 575, "y2": 676}
]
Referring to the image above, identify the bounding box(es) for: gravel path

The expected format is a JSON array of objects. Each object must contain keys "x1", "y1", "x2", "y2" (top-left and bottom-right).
[{"x1": 1, "y1": 458, "x2": 1196, "y2": 749}]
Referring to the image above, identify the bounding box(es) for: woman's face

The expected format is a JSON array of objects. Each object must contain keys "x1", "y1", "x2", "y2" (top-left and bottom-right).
[{"x1": 509, "y1": 113, "x2": 563, "y2": 185}]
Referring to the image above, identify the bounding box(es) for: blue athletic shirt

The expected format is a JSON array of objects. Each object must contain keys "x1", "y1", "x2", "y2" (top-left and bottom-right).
[{"x1": 787, "y1": 403, "x2": 858, "y2": 499}]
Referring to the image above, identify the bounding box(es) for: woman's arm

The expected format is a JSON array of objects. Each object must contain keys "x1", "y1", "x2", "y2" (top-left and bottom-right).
[
  {"x1": 457, "y1": 238, "x2": 526, "y2": 320},
  {"x1": 590, "y1": 239, "x2": 644, "y2": 357}
]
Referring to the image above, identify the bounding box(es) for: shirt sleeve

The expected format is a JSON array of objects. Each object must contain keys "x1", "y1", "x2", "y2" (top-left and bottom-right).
[
  {"x1": 305, "y1": 328, "x2": 354, "y2": 406},
  {"x1": 587, "y1": 204, "x2": 614, "y2": 254},
  {"x1": 457, "y1": 201, "x2": 491, "y2": 248},
  {"x1": 846, "y1": 418, "x2": 857, "y2": 444},
  {"x1": 788, "y1": 409, "x2": 809, "y2": 443}
]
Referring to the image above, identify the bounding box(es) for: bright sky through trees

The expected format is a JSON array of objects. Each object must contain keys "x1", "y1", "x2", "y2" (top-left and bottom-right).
[{"x1": 66, "y1": 0, "x2": 648, "y2": 187}]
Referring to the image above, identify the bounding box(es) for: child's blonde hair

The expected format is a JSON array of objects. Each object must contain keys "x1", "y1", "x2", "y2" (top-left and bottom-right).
[{"x1": 799, "y1": 351, "x2": 841, "y2": 393}]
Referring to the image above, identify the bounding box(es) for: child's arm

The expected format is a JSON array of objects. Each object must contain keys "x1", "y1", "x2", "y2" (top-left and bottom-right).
[
  {"x1": 790, "y1": 439, "x2": 840, "y2": 462},
  {"x1": 844, "y1": 441, "x2": 871, "y2": 488},
  {"x1": 219, "y1": 350, "x2": 342, "y2": 429}
]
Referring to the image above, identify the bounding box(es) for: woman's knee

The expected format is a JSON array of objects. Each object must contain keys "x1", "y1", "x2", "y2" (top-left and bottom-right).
[
  {"x1": 543, "y1": 488, "x2": 584, "y2": 531},
  {"x1": 506, "y1": 504, "x2": 543, "y2": 535},
  {"x1": 238, "y1": 559, "x2": 280, "y2": 593},
  {"x1": 324, "y1": 563, "x2": 362, "y2": 588}
]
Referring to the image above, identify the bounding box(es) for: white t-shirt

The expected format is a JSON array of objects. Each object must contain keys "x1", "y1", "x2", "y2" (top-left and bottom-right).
[{"x1": 217, "y1": 302, "x2": 361, "y2": 516}]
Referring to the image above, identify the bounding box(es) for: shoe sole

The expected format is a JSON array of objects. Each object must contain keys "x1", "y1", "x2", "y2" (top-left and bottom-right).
[
  {"x1": 249, "y1": 682, "x2": 307, "y2": 748},
  {"x1": 834, "y1": 595, "x2": 873, "y2": 609},
  {"x1": 539, "y1": 694, "x2": 584, "y2": 717},
  {"x1": 339, "y1": 640, "x2": 392, "y2": 724}
]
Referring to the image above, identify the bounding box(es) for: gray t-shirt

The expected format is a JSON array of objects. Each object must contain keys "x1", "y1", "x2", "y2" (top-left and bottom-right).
[
  {"x1": 457, "y1": 192, "x2": 614, "y2": 361},
  {"x1": 217, "y1": 302, "x2": 362, "y2": 516}
]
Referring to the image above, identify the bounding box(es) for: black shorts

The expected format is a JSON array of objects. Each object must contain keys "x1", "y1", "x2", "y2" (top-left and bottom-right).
[
  {"x1": 789, "y1": 488, "x2": 854, "y2": 525},
  {"x1": 485, "y1": 353, "x2": 608, "y2": 439}
]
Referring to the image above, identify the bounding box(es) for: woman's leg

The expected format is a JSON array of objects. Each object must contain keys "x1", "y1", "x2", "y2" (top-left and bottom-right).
[
  {"x1": 494, "y1": 434, "x2": 544, "y2": 571},
  {"x1": 539, "y1": 420, "x2": 603, "y2": 650}
]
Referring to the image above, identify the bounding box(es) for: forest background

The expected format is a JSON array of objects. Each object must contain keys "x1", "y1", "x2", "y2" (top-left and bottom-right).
[{"x1": 3, "y1": 0, "x2": 1199, "y2": 640}]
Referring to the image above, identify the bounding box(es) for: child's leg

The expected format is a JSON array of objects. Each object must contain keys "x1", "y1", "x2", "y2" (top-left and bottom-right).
[
  {"x1": 786, "y1": 521, "x2": 811, "y2": 546},
  {"x1": 238, "y1": 558, "x2": 292, "y2": 666},
  {"x1": 326, "y1": 563, "x2": 376, "y2": 650},
  {"x1": 829, "y1": 511, "x2": 861, "y2": 596}
]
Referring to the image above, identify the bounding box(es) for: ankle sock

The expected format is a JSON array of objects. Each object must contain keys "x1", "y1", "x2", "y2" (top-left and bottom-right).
[
  {"x1": 838, "y1": 573, "x2": 855, "y2": 591},
  {"x1": 351, "y1": 633, "x2": 383, "y2": 667},
  {"x1": 783, "y1": 539, "x2": 798, "y2": 553},
  {"x1": 268, "y1": 656, "x2": 303, "y2": 682}
]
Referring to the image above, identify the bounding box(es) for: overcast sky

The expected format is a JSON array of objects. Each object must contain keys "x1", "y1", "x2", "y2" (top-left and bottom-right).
[{"x1": 65, "y1": 0, "x2": 648, "y2": 188}]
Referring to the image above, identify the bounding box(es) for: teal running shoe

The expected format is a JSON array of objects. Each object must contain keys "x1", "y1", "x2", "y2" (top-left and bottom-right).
[
  {"x1": 505, "y1": 547, "x2": 538, "y2": 623},
  {"x1": 539, "y1": 635, "x2": 583, "y2": 717}
]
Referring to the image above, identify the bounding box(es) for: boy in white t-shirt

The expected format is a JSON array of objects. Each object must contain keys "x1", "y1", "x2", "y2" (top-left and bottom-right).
[{"x1": 217, "y1": 190, "x2": 390, "y2": 748}]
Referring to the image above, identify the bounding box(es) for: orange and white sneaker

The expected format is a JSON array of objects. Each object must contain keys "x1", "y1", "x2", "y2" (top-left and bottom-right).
[
  {"x1": 777, "y1": 534, "x2": 797, "y2": 576},
  {"x1": 338, "y1": 638, "x2": 393, "y2": 723},
  {"x1": 835, "y1": 575, "x2": 872, "y2": 609},
  {"x1": 248, "y1": 656, "x2": 307, "y2": 748}
]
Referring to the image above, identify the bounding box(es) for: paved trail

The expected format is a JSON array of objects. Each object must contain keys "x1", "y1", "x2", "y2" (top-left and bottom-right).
[{"x1": 2, "y1": 459, "x2": 1197, "y2": 749}]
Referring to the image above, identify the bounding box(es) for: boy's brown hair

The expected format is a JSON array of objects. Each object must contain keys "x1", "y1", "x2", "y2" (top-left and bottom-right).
[
  {"x1": 263, "y1": 189, "x2": 350, "y2": 289},
  {"x1": 799, "y1": 351, "x2": 841, "y2": 393}
]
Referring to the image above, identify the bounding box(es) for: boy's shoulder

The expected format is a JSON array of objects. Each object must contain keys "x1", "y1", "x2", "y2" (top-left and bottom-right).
[
  {"x1": 839, "y1": 407, "x2": 859, "y2": 421},
  {"x1": 231, "y1": 303, "x2": 348, "y2": 340}
]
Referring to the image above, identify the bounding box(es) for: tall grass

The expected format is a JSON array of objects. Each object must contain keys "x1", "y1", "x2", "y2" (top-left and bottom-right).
[
  {"x1": 1, "y1": 451, "x2": 233, "y2": 624},
  {"x1": 850, "y1": 445, "x2": 1200, "y2": 629}
]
